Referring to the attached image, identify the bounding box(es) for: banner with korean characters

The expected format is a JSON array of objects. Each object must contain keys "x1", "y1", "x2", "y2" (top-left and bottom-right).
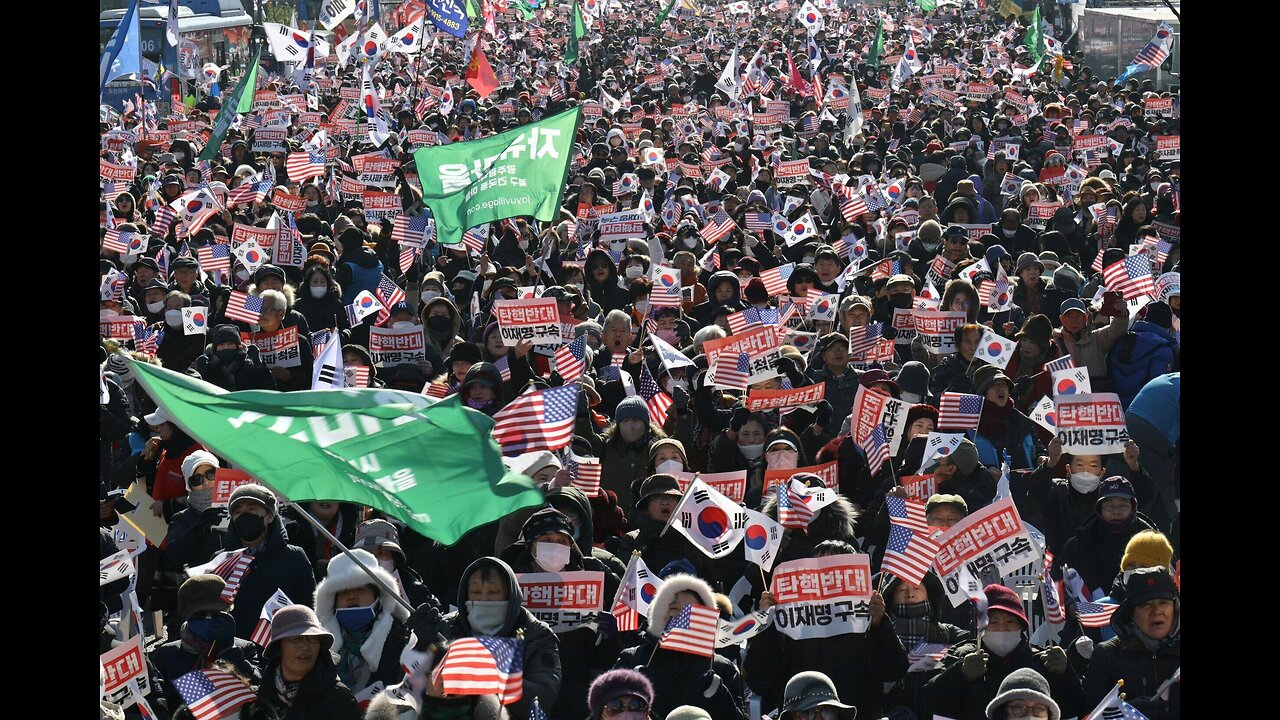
[
  {"x1": 369, "y1": 326, "x2": 428, "y2": 366},
  {"x1": 932, "y1": 497, "x2": 1041, "y2": 606},
  {"x1": 1054, "y1": 393, "x2": 1129, "y2": 454},
  {"x1": 672, "y1": 470, "x2": 747, "y2": 504},
  {"x1": 354, "y1": 153, "x2": 401, "y2": 188},
  {"x1": 516, "y1": 571, "x2": 605, "y2": 634},
  {"x1": 241, "y1": 327, "x2": 302, "y2": 367},
  {"x1": 912, "y1": 309, "x2": 966, "y2": 355},
  {"x1": 494, "y1": 297, "x2": 562, "y2": 346},
  {"x1": 703, "y1": 324, "x2": 784, "y2": 387},
  {"x1": 769, "y1": 553, "x2": 874, "y2": 640},
  {"x1": 746, "y1": 383, "x2": 826, "y2": 413}
]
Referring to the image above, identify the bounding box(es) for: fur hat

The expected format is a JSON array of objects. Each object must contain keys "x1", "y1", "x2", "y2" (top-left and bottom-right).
[
  {"x1": 314, "y1": 549, "x2": 410, "y2": 668},
  {"x1": 984, "y1": 584, "x2": 1029, "y2": 629},
  {"x1": 587, "y1": 669, "x2": 654, "y2": 720},
  {"x1": 906, "y1": 403, "x2": 939, "y2": 431},
  {"x1": 1120, "y1": 530, "x2": 1174, "y2": 572},
  {"x1": 1015, "y1": 314, "x2": 1053, "y2": 347},
  {"x1": 181, "y1": 450, "x2": 219, "y2": 489},
  {"x1": 646, "y1": 573, "x2": 716, "y2": 638},
  {"x1": 985, "y1": 668, "x2": 1060, "y2": 720}
]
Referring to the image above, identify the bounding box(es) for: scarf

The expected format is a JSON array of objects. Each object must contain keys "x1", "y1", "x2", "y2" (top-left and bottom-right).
[
  {"x1": 274, "y1": 667, "x2": 301, "y2": 707},
  {"x1": 893, "y1": 601, "x2": 933, "y2": 648},
  {"x1": 977, "y1": 397, "x2": 1017, "y2": 441},
  {"x1": 335, "y1": 625, "x2": 375, "y2": 690}
]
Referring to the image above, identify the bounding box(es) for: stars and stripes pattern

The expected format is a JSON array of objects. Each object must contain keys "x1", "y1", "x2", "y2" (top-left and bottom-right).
[
  {"x1": 224, "y1": 290, "x2": 265, "y2": 324},
  {"x1": 659, "y1": 604, "x2": 719, "y2": 658},
  {"x1": 849, "y1": 322, "x2": 885, "y2": 357},
  {"x1": 134, "y1": 324, "x2": 164, "y2": 355},
  {"x1": 424, "y1": 381, "x2": 453, "y2": 399},
  {"x1": 211, "y1": 550, "x2": 253, "y2": 602},
  {"x1": 173, "y1": 670, "x2": 258, "y2": 720},
  {"x1": 553, "y1": 334, "x2": 589, "y2": 383},
  {"x1": 1075, "y1": 601, "x2": 1120, "y2": 628},
  {"x1": 286, "y1": 151, "x2": 326, "y2": 182},
  {"x1": 907, "y1": 641, "x2": 951, "y2": 665},
  {"x1": 743, "y1": 211, "x2": 774, "y2": 231},
  {"x1": 883, "y1": 496, "x2": 941, "y2": 585},
  {"x1": 713, "y1": 351, "x2": 752, "y2": 391},
  {"x1": 938, "y1": 392, "x2": 984, "y2": 431},
  {"x1": 564, "y1": 452, "x2": 602, "y2": 497},
  {"x1": 391, "y1": 214, "x2": 431, "y2": 247},
  {"x1": 152, "y1": 205, "x2": 178, "y2": 237},
  {"x1": 195, "y1": 243, "x2": 232, "y2": 272},
  {"x1": 861, "y1": 423, "x2": 891, "y2": 477},
  {"x1": 637, "y1": 365, "x2": 675, "y2": 427},
  {"x1": 432, "y1": 636, "x2": 524, "y2": 704},
  {"x1": 1102, "y1": 253, "x2": 1155, "y2": 300},
  {"x1": 399, "y1": 245, "x2": 420, "y2": 275},
  {"x1": 759, "y1": 263, "x2": 794, "y2": 296},
  {"x1": 777, "y1": 481, "x2": 815, "y2": 530},
  {"x1": 1044, "y1": 354, "x2": 1076, "y2": 375},
  {"x1": 462, "y1": 224, "x2": 490, "y2": 256},
  {"x1": 374, "y1": 275, "x2": 406, "y2": 326},
  {"x1": 837, "y1": 189, "x2": 869, "y2": 222},
  {"x1": 700, "y1": 210, "x2": 737, "y2": 245},
  {"x1": 494, "y1": 354, "x2": 512, "y2": 383},
  {"x1": 491, "y1": 384, "x2": 580, "y2": 455},
  {"x1": 344, "y1": 365, "x2": 372, "y2": 388},
  {"x1": 249, "y1": 589, "x2": 293, "y2": 648}
]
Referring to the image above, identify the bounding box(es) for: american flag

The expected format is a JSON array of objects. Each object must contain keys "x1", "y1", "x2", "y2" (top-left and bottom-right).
[
  {"x1": 1044, "y1": 354, "x2": 1076, "y2": 375},
  {"x1": 134, "y1": 324, "x2": 164, "y2": 355},
  {"x1": 196, "y1": 242, "x2": 232, "y2": 272},
  {"x1": 849, "y1": 322, "x2": 885, "y2": 357},
  {"x1": 907, "y1": 642, "x2": 950, "y2": 665},
  {"x1": 871, "y1": 258, "x2": 901, "y2": 282},
  {"x1": 659, "y1": 604, "x2": 719, "y2": 658},
  {"x1": 462, "y1": 224, "x2": 490, "y2": 256},
  {"x1": 211, "y1": 550, "x2": 253, "y2": 602},
  {"x1": 227, "y1": 179, "x2": 273, "y2": 207},
  {"x1": 173, "y1": 670, "x2": 258, "y2": 720},
  {"x1": 344, "y1": 365, "x2": 372, "y2": 388},
  {"x1": 414, "y1": 92, "x2": 436, "y2": 118},
  {"x1": 399, "y1": 245, "x2": 420, "y2": 275},
  {"x1": 1076, "y1": 601, "x2": 1120, "y2": 628},
  {"x1": 491, "y1": 384, "x2": 579, "y2": 454},
  {"x1": 374, "y1": 275, "x2": 406, "y2": 326},
  {"x1": 553, "y1": 334, "x2": 589, "y2": 383},
  {"x1": 777, "y1": 481, "x2": 814, "y2": 530},
  {"x1": 311, "y1": 328, "x2": 335, "y2": 359},
  {"x1": 286, "y1": 150, "x2": 326, "y2": 183},
  {"x1": 392, "y1": 214, "x2": 431, "y2": 246},
  {"x1": 713, "y1": 351, "x2": 752, "y2": 391},
  {"x1": 424, "y1": 381, "x2": 453, "y2": 399},
  {"x1": 152, "y1": 205, "x2": 178, "y2": 237},
  {"x1": 938, "y1": 392, "x2": 983, "y2": 431},
  {"x1": 743, "y1": 211, "x2": 773, "y2": 231},
  {"x1": 1141, "y1": 236, "x2": 1172, "y2": 266},
  {"x1": 432, "y1": 636, "x2": 524, "y2": 704},
  {"x1": 1102, "y1": 253, "x2": 1155, "y2": 300},
  {"x1": 883, "y1": 496, "x2": 941, "y2": 585},
  {"x1": 759, "y1": 263, "x2": 794, "y2": 296},
  {"x1": 637, "y1": 365, "x2": 675, "y2": 427},
  {"x1": 700, "y1": 210, "x2": 737, "y2": 245},
  {"x1": 861, "y1": 423, "x2": 891, "y2": 477},
  {"x1": 1091, "y1": 698, "x2": 1149, "y2": 720},
  {"x1": 101, "y1": 230, "x2": 137, "y2": 254},
  {"x1": 564, "y1": 451, "x2": 602, "y2": 497},
  {"x1": 224, "y1": 290, "x2": 265, "y2": 324},
  {"x1": 1133, "y1": 25, "x2": 1173, "y2": 66},
  {"x1": 726, "y1": 307, "x2": 780, "y2": 334},
  {"x1": 249, "y1": 589, "x2": 293, "y2": 647}
]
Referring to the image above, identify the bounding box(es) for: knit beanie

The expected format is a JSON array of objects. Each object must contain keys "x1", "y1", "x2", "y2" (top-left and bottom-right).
[
  {"x1": 1120, "y1": 530, "x2": 1174, "y2": 572},
  {"x1": 985, "y1": 668, "x2": 1060, "y2": 720},
  {"x1": 615, "y1": 396, "x2": 651, "y2": 424}
]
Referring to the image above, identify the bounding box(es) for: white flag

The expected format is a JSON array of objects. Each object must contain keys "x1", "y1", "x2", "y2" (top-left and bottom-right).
[
  {"x1": 312, "y1": 331, "x2": 345, "y2": 390},
  {"x1": 920, "y1": 432, "x2": 965, "y2": 471},
  {"x1": 666, "y1": 477, "x2": 748, "y2": 558},
  {"x1": 715, "y1": 46, "x2": 742, "y2": 102},
  {"x1": 182, "y1": 306, "x2": 210, "y2": 335},
  {"x1": 717, "y1": 609, "x2": 772, "y2": 647},
  {"x1": 233, "y1": 239, "x2": 268, "y2": 274},
  {"x1": 319, "y1": 0, "x2": 356, "y2": 30},
  {"x1": 1050, "y1": 366, "x2": 1092, "y2": 398},
  {"x1": 362, "y1": 63, "x2": 392, "y2": 147},
  {"x1": 387, "y1": 19, "x2": 425, "y2": 54},
  {"x1": 350, "y1": 291, "x2": 384, "y2": 323},
  {"x1": 742, "y1": 506, "x2": 783, "y2": 571},
  {"x1": 1029, "y1": 395, "x2": 1057, "y2": 434},
  {"x1": 976, "y1": 327, "x2": 1016, "y2": 369},
  {"x1": 613, "y1": 552, "x2": 665, "y2": 618}
]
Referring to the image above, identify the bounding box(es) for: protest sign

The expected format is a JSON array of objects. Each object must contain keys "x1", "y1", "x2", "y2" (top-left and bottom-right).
[
  {"x1": 1054, "y1": 393, "x2": 1129, "y2": 454},
  {"x1": 354, "y1": 153, "x2": 401, "y2": 188},
  {"x1": 597, "y1": 209, "x2": 647, "y2": 242},
  {"x1": 932, "y1": 497, "x2": 1041, "y2": 606},
  {"x1": 1155, "y1": 135, "x2": 1180, "y2": 162},
  {"x1": 746, "y1": 384, "x2": 826, "y2": 412},
  {"x1": 241, "y1": 327, "x2": 302, "y2": 368},
  {"x1": 892, "y1": 307, "x2": 916, "y2": 345},
  {"x1": 764, "y1": 460, "x2": 839, "y2": 492},
  {"x1": 211, "y1": 468, "x2": 256, "y2": 507},
  {"x1": 672, "y1": 470, "x2": 747, "y2": 504},
  {"x1": 774, "y1": 159, "x2": 811, "y2": 188},
  {"x1": 879, "y1": 395, "x2": 912, "y2": 456},
  {"x1": 271, "y1": 188, "x2": 308, "y2": 213},
  {"x1": 368, "y1": 326, "x2": 428, "y2": 366},
  {"x1": 516, "y1": 571, "x2": 605, "y2": 634},
  {"x1": 850, "y1": 385, "x2": 893, "y2": 446},
  {"x1": 494, "y1": 297, "x2": 562, "y2": 346},
  {"x1": 101, "y1": 635, "x2": 151, "y2": 707},
  {"x1": 362, "y1": 190, "x2": 402, "y2": 222},
  {"x1": 769, "y1": 553, "x2": 873, "y2": 639},
  {"x1": 900, "y1": 474, "x2": 938, "y2": 502},
  {"x1": 703, "y1": 325, "x2": 783, "y2": 387},
  {"x1": 101, "y1": 315, "x2": 144, "y2": 341},
  {"x1": 251, "y1": 125, "x2": 289, "y2": 153},
  {"x1": 912, "y1": 309, "x2": 966, "y2": 355}
]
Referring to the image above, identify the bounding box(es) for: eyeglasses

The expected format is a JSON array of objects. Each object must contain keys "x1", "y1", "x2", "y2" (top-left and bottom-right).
[
  {"x1": 188, "y1": 470, "x2": 218, "y2": 487},
  {"x1": 602, "y1": 698, "x2": 649, "y2": 716},
  {"x1": 784, "y1": 708, "x2": 840, "y2": 720},
  {"x1": 1005, "y1": 703, "x2": 1052, "y2": 718}
]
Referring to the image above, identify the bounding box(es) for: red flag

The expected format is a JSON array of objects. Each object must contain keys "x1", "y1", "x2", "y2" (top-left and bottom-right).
[
  {"x1": 466, "y1": 38, "x2": 500, "y2": 99},
  {"x1": 787, "y1": 51, "x2": 813, "y2": 97}
]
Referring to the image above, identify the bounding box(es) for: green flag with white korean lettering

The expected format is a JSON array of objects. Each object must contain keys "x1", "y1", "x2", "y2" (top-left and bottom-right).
[
  {"x1": 413, "y1": 106, "x2": 582, "y2": 248},
  {"x1": 127, "y1": 358, "x2": 543, "y2": 545},
  {"x1": 198, "y1": 46, "x2": 261, "y2": 161}
]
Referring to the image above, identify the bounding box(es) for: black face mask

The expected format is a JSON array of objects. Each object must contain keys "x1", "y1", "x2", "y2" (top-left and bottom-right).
[
  {"x1": 233, "y1": 513, "x2": 267, "y2": 542},
  {"x1": 890, "y1": 293, "x2": 914, "y2": 309},
  {"x1": 215, "y1": 349, "x2": 244, "y2": 365},
  {"x1": 426, "y1": 315, "x2": 452, "y2": 332},
  {"x1": 755, "y1": 180, "x2": 772, "y2": 190}
]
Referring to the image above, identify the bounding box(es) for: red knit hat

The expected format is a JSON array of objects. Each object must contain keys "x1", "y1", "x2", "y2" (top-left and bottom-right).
[{"x1": 984, "y1": 584, "x2": 1028, "y2": 629}]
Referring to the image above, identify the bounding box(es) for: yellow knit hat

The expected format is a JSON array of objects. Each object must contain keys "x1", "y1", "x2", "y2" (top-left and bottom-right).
[{"x1": 1120, "y1": 530, "x2": 1174, "y2": 572}]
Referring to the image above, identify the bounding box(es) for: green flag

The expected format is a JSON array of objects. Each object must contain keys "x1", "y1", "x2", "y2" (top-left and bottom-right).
[
  {"x1": 516, "y1": 1, "x2": 535, "y2": 19},
  {"x1": 916, "y1": 0, "x2": 937, "y2": 10},
  {"x1": 127, "y1": 359, "x2": 544, "y2": 545},
  {"x1": 654, "y1": 0, "x2": 678, "y2": 30},
  {"x1": 198, "y1": 46, "x2": 261, "y2": 161},
  {"x1": 868, "y1": 17, "x2": 885, "y2": 69},
  {"x1": 1023, "y1": 7, "x2": 1045, "y2": 63},
  {"x1": 566, "y1": 0, "x2": 587, "y2": 66},
  {"x1": 414, "y1": 106, "x2": 582, "y2": 248}
]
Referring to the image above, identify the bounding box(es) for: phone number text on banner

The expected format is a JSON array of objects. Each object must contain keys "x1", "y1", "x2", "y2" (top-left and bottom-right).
[
  {"x1": 516, "y1": 571, "x2": 604, "y2": 634},
  {"x1": 769, "y1": 553, "x2": 873, "y2": 639}
]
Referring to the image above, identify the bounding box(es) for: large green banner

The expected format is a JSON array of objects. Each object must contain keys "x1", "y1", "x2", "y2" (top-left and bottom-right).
[
  {"x1": 413, "y1": 106, "x2": 582, "y2": 247},
  {"x1": 128, "y1": 359, "x2": 543, "y2": 545}
]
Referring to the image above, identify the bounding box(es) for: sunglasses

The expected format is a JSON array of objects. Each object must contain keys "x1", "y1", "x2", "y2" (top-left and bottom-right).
[
  {"x1": 602, "y1": 698, "x2": 649, "y2": 716},
  {"x1": 188, "y1": 469, "x2": 218, "y2": 487}
]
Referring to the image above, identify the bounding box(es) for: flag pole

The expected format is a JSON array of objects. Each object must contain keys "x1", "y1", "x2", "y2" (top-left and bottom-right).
[{"x1": 288, "y1": 500, "x2": 415, "y2": 613}]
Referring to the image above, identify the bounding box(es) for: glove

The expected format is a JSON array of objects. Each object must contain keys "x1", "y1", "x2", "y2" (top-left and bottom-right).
[
  {"x1": 1039, "y1": 645, "x2": 1069, "y2": 675},
  {"x1": 699, "y1": 670, "x2": 724, "y2": 698},
  {"x1": 1073, "y1": 635, "x2": 1094, "y2": 660},
  {"x1": 576, "y1": 389, "x2": 591, "y2": 419},
  {"x1": 961, "y1": 650, "x2": 988, "y2": 680},
  {"x1": 776, "y1": 355, "x2": 795, "y2": 376},
  {"x1": 595, "y1": 610, "x2": 618, "y2": 641},
  {"x1": 813, "y1": 400, "x2": 833, "y2": 428},
  {"x1": 407, "y1": 599, "x2": 448, "y2": 651},
  {"x1": 730, "y1": 406, "x2": 751, "y2": 432},
  {"x1": 199, "y1": 507, "x2": 226, "y2": 527},
  {"x1": 671, "y1": 384, "x2": 690, "y2": 411}
]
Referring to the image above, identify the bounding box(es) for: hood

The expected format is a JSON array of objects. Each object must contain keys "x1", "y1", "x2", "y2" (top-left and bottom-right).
[
  {"x1": 347, "y1": 244, "x2": 382, "y2": 269},
  {"x1": 585, "y1": 248, "x2": 620, "y2": 290},
  {"x1": 547, "y1": 486, "x2": 596, "y2": 556},
  {"x1": 940, "y1": 196, "x2": 979, "y2": 224},
  {"x1": 646, "y1": 573, "x2": 717, "y2": 639},
  {"x1": 705, "y1": 270, "x2": 741, "y2": 298},
  {"x1": 456, "y1": 557, "x2": 524, "y2": 637},
  {"x1": 420, "y1": 296, "x2": 462, "y2": 338},
  {"x1": 761, "y1": 490, "x2": 860, "y2": 544},
  {"x1": 880, "y1": 570, "x2": 948, "y2": 616},
  {"x1": 1129, "y1": 321, "x2": 1175, "y2": 342},
  {"x1": 966, "y1": 174, "x2": 985, "y2": 195},
  {"x1": 315, "y1": 549, "x2": 411, "y2": 669}
]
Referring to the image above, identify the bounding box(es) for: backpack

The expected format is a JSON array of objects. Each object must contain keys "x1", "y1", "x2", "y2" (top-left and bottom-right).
[{"x1": 1108, "y1": 325, "x2": 1177, "y2": 408}]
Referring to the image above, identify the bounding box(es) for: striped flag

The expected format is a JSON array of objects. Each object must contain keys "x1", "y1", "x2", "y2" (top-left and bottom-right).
[
  {"x1": 1042, "y1": 550, "x2": 1066, "y2": 624},
  {"x1": 173, "y1": 670, "x2": 258, "y2": 720},
  {"x1": 860, "y1": 423, "x2": 891, "y2": 477},
  {"x1": 224, "y1": 290, "x2": 265, "y2": 324},
  {"x1": 659, "y1": 604, "x2": 719, "y2": 658},
  {"x1": 391, "y1": 214, "x2": 431, "y2": 247},
  {"x1": 1044, "y1": 354, "x2": 1076, "y2": 375},
  {"x1": 612, "y1": 553, "x2": 663, "y2": 632},
  {"x1": 776, "y1": 480, "x2": 814, "y2": 530},
  {"x1": 423, "y1": 381, "x2": 453, "y2": 399},
  {"x1": 286, "y1": 150, "x2": 326, "y2": 182},
  {"x1": 152, "y1": 205, "x2": 178, "y2": 237},
  {"x1": 759, "y1": 263, "x2": 795, "y2": 296},
  {"x1": 907, "y1": 641, "x2": 950, "y2": 671},
  {"x1": 494, "y1": 354, "x2": 512, "y2": 383},
  {"x1": 564, "y1": 451, "x2": 602, "y2": 497},
  {"x1": 883, "y1": 496, "x2": 941, "y2": 585},
  {"x1": 374, "y1": 275, "x2": 407, "y2": 325},
  {"x1": 849, "y1": 322, "x2": 884, "y2": 357},
  {"x1": 838, "y1": 191, "x2": 869, "y2": 222},
  {"x1": 712, "y1": 351, "x2": 752, "y2": 391},
  {"x1": 743, "y1": 211, "x2": 773, "y2": 231},
  {"x1": 553, "y1": 334, "x2": 589, "y2": 383},
  {"x1": 462, "y1": 224, "x2": 490, "y2": 256},
  {"x1": 134, "y1": 324, "x2": 163, "y2": 355},
  {"x1": 249, "y1": 589, "x2": 293, "y2": 647},
  {"x1": 938, "y1": 392, "x2": 983, "y2": 431},
  {"x1": 700, "y1": 209, "x2": 737, "y2": 245},
  {"x1": 1075, "y1": 601, "x2": 1119, "y2": 628},
  {"x1": 399, "y1": 245, "x2": 420, "y2": 275},
  {"x1": 195, "y1": 242, "x2": 232, "y2": 272},
  {"x1": 1085, "y1": 681, "x2": 1150, "y2": 720},
  {"x1": 432, "y1": 636, "x2": 524, "y2": 704},
  {"x1": 1102, "y1": 253, "x2": 1155, "y2": 300},
  {"x1": 491, "y1": 384, "x2": 580, "y2": 455},
  {"x1": 225, "y1": 178, "x2": 272, "y2": 207},
  {"x1": 344, "y1": 365, "x2": 372, "y2": 388},
  {"x1": 637, "y1": 365, "x2": 674, "y2": 427}
]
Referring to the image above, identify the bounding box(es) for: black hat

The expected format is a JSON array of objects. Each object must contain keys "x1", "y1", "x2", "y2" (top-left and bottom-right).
[
  {"x1": 1122, "y1": 566, "x2": 1179, "y2": 606},
  {"x1": 129, "y1": 257, "x2": 160, "y2": 274},
  {"x1": 209, "y1": 324, "x2": 242, "y2": 347},
  {"x1": 142, "y1": 278, "x2": 169, "y2": 293},
  {"x1": 447, "y1": 342, "x2": 483, "y2": 367},
  {"x1": 171, "y1": 256, "x2": 200, "y2": 271},
  {"x1": 780, "y1": 671, "x2": 857, "y2": 719},
  {"x1": 520, "y1": 507, "x2": 575, "y2": 544},
  {"x1": 252, "y1": 264, "x2": 286, "y2": 285},
  {"x1": 636, "y1": 474, "x2": 683, "y2": 508}
]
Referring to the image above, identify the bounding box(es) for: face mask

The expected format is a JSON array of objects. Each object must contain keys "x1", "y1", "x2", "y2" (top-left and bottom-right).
[
  {"x1": 101, "y1": 308, "x2": 117, "y2": 318},
  {"x1": 146, "y1": 301, "x2": 165, "y2": 313},
  {"x1": 625, "y1": 265, "x2": 643, "y2": 279},
  {"x1": 739, "y1": 442, "x2": 764, "y2": 460},
  {"x1": 566, "y1": 283, "x2": 583, "y2": 293},
  {"x1": 900, "y1": 391, "x2": 922, "y2": 404},
  {"x1": 982, "y1": 630, "x2": 1022, "y2": 657},
  {"x1": 1069, "y1": 472, "x2": 1101, "y2": 493},
  {"x1": 656, "y1": 329, "x2": 679, "y2": 345},
  {"x1": 681, "y1": 236, "x2": 698, "y2": 249},
  {"x1": 465, "y1": 600, "x2": 509, "y2": 636},
  {"x1": 392, "y1": 321, "x2": 417, "y2": 330},
  {"x1": 187, "y1": 612, "x2": 236, "y2": 643},
  {"x1": 421, "y1": 290, "x2": 442, "y2": 303},
  {"x1": 165, "y1": 309, "x2": 184, "y2": 328},
  {"x1": 534, "y1": 542, "x2": 572, "y2": 573},
  {"x1": 336, "y1": 604, "x2": 378, "y2": 632},
  {"x1": 310, "y1": 285, "x2": 327, "y2": 299},
  {"x1": 186, "y1": 486, "x2": 214, "y2": 513},
  {"x1": 655, "y1": 458, "x2": 684, "y2": 474},
  {"x1": 466, "y1": 397, "x2": 489, "y2": 409},
  {"x1": 1002, "y1": 227, "x2": 1017, "y2": 237},
  {"x1": 664, "y1": 377, "x2": 688, "y2": 395},
  {"x1": 767, "y1": 449, "x2": 798, "y2": 469},
  {"x1": 378, "y1": 558, "x2": 397, "y2": 573},
  {"x1": 215, "y1": 349, "x2": 243, "y2": 365},
  {"x1": 518, "y1": 240, "x2": 530, "y2": 252},
  {"x1": 1150, "y1": 182, "x2": 1161, "y2": 191},
  {"x1": 634, "y1": 299, "x2": 649, "y2": 313},
  {"x1": 890, "y1": 293, "x2": 914, "y2": 309},
  {"x1": 232, "y1": 513, "x2": 267, "y2": 542},
  {"x1": 427, "y1": 316, "x2": 452, "y2": 332},
  {"x1": 923, "y1": 241, "x2": 940, "y2": 252},
  {"x1": 235, "y1": 267, "x2": 250, "y2": 281},
  {"x1": 803, "y1": 256, "x2": 816, "y2": 265}
]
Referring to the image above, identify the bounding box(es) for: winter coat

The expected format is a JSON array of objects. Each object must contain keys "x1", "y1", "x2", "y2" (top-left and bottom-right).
[
  {"x1": 195, "y1": 343, "x2": 278, "y2": 392},
  {"x1": 968, "y1": 400, "x2": 1040, "y2": 470},
  {"x1": 164, "y1": 506, "x2": 228, "y2": 571},
  {"x1": 1012, "y1": 460, "x2": 1154, "y2": 554},
  {"x1": 223, "y1": 516, "x2": 318, "y2": 640},
  {"x1": 1082, "y1": 604, "x2": 1180, "y2": 719},
  {"x1": 605, "y1": 514, "x2": 717, "y2": 584},
  {"x1": 1058, "y1": 512, "x2": 1160, "y2": 595},
  {"x1": 314, "y1": 550, "x2": 412, "y2": 693},
  {"x1": 737, "y1": 492, "x2": 862, "y2": 612},
  {"x1": 254, "y1": 655, "x2": 362, "y2": 720},
  {"x1": 985, "y1": 224, "x2": 1040, "y2": 257},
  {"x1": 294, "y1": 292, "x2": 350, "y2": 338},
  {"x1": 283, "y1": 504, "x2": 361, "y2": 582},
  {"x1": 583, "y1": 249, "x2": 631, "y2": 314},
  {"x1": 807, "y1": 366, "x2": 861, "y2": 442},
  {"x1": 156, "y1": 326, "x2": 206, "y2": 373},
  {"x1": 929, "y1": 353, "x2": 980, "y2": 405},
  {"x1": 151, "y1": 636, "x2": 262, "y2": 711},
  {"x1": 337, "y1": 246, "x2": 384, "y2": 305},
  {"x1": 881, "y1": 572, "x2": 973, "y2": 720},
  {"x1": 1107, "y1": 321, "x2": 1177, "y2": 409},
  {"x1": 1050, "y1": 312, "x2": 1129, "y2": 383},
  {"x1": 579, "y1": 420, "x2": 666, "y2": 509},
  {"x1": 924, "y1": 638, "x2": 1085, "y2": 720},
  {"x1": 690, "y1": 271, "x2": 745, "y2": 326}
]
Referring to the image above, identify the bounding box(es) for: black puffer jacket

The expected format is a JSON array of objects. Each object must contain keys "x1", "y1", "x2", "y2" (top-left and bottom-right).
[
  {"x1": 1082, "y1": 584, "x2": 1180, "y2": 719},
  {"x1": 881, "y1": 572, "x2": 973, "y2": 720},
  {"x1": 195, "y1": 343, "x2": 278, "y2": 391},
  {"x1": 583, "y1": 249, "x2": 631, "y2": 314},
  {"x1": 223, "y1": 515, "x2": 317, "y2": 641},
  {"x1": 1058, "y1": 512, "x2": 1161, "y2": 596},
  {"x1": 924, "y1": 636, "x2": 1085, "y2": 720},
  {"x1": 253, "y1": 653, "x2": 361, "y2": 720}
]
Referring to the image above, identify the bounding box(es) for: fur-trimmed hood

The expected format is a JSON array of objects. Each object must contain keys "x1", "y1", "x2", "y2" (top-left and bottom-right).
[
  {"x1": 761, "y1": 489, "x2": 860, "y2": 545},
  {"x1": 314, "y1": 549, "x2": 410, "y2": 671},
  {"x1": 646, "y1": 573, "x2": 716, "y2": 639}
]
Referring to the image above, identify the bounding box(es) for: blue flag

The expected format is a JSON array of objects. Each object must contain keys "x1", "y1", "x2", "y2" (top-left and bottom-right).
[
  {"x1": 426, "y1": 0, "x2": 469, "y2": 38},
  {"x1": 100, "y1": 0, "x2": 143, "y2": 96}
]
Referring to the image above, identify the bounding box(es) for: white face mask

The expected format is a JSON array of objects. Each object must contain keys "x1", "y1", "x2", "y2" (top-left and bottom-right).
[
  {"x1": 534, "y1": 542, "x2": 572, "y2": 573},
  {"x1": 465, "y1": 600, "x2": 509, "y2": 636},
  {"x1": 982, "y1": 630, "x2": 1022, "y2": 657},
  {"x1": 739, "y1": 442, "x2": 764, "y2": 460},
  {"x1": 1002, "y1": 227, "x2": 1017, "y2": 237},
  {"x1": 391, "y1": 321, "x2": 417, "y2": 330},
  {"x1": 101, "y1": 308, "x2": 117, "y2": 318},
  {"x1": 664, "y1": 378, "x2": 689, "y2": 395},
  {"x1": 567, "y1": 282, "x2": 583, "y2": 293},
  {"x1": 901, "y1": 391, "x2": 922, "y2": 404},
  {"x1": 766, "y1": 449, "x2": 798, "y2": 469},
  {"x1": 309, "y1": 285, "x2": 327, "y2": 299},
  {"x1": 1069, "y1": 471, "x2": 1102, "y2": 493},
  {"x1": 165, "y1": 309, "x2": 184, "y2": 328},
  {"x1": 634, "y1": 299, "x2": 649, "y2": 313},
  {"x1": 421, "y1": 290, "x2": 441, "y2": 303},
  {"x1": 146, "y1": 300, "x2": 165, "y2": 313},
  {"x1": 518, "y1": 240, "x2": 530, "y2": 252},
  {"x1": 625, "y1": 265, "x2": 643, "y2": 279},
  {"x1": 378, "y1": 558, "x2": 397, "y2": 573},
  {"x1": 803, "y1": 256, "x2": 816, "y2": 265},
  {"x1": 681, "y1": 237, "x2": 698, "y2": 249},
  {"x1": 655, "y1": 458, "x2": 684, "y2": 474},
  {"x1": 1150, "y1": 182, "x2": 1162, "y2": 191}
]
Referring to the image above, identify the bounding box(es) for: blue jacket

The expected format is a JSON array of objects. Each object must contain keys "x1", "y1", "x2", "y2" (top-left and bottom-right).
[
  {"x1": 1108, "y1": 323, "x2": 1177, "y2": 408},
  {"x1": 1125, "y1": 372, "x2": 1180, "y2": 445},
  {"x1": 966, "y1": 175, "x2": 1000, "y2": 224}
]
